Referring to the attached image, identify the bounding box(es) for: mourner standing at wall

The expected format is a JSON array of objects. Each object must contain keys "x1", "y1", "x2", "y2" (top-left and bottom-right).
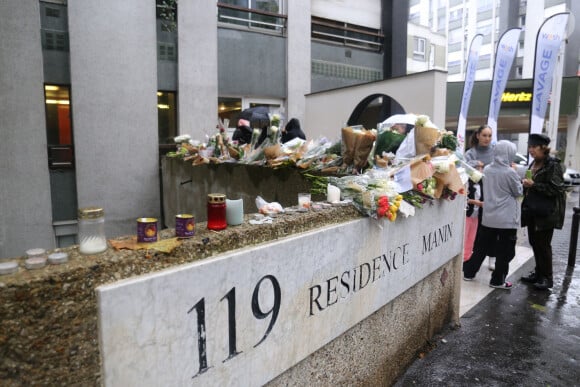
[
  {"x1": 520, "y1": 133, "x2": 566, "y2": 290},
  {"x1": 464, "y1": 125, "x2": 497, "y2": 270},
  {"x1": 463, "y1": 140, "x2": 523, "y2": 289}
]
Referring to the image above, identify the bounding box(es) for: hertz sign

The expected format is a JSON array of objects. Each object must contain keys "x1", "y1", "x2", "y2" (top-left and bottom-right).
[{"x1": 501, "y1": 88, "x2": 533, "y2": 108}]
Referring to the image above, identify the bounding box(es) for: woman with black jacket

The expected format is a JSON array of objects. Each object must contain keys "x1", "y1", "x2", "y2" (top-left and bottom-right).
[{"x1": 520, "y1": 133, "x2": 566, "y2": 290}]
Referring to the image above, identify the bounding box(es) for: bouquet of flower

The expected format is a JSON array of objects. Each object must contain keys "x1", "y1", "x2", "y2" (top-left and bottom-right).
[
  {"x1": 341, "y1": 126, "x2": 377, "y2": 172},
  {"x1": 331, "y1": 174, "x2": 402, "y2": 220},
  {"x1": 374, "y1": 125, "x2": 406, "y2": 157},
  {"x1": 410, "y1": 156, "x2": 435, "y2": 192},
  {"x1": 258, "y1": 114, "x2": 285, "y2": 161},
  {"x1": 437, "y1": 130, "x2": 458, "y2": 151},
  {"x1": 166, "y1": 134, "x2": 193, "y2": 158},
  {"x1": 414, "y1": 115, "x2": 441, "y2": 155},
  {"x1": 459, "y1": 160, "x2": 484, "y2": 183},
  {"x1": 240, "y1": 128, "x2": 267, "y2": 164},
  {"x1": 432, "y1": 163, "x2": 465, "y2": 198},
  {"x1": 207, "y1": 128, "x2": 235, "y2": 161},
  {"x1": 295, "y1": 137, "x2": 339, "y2": 171},
  {"x1": 415, "y1": 177, "x2": 437, "y2": 197}
]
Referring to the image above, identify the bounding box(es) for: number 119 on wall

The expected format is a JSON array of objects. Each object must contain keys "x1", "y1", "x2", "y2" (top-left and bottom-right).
[{"x1": 187, "y1": 274, "x2": 282, "y2": 378}]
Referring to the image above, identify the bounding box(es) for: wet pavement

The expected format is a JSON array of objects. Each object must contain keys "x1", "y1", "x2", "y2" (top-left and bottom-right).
[{"x1": 394, "y1": 189, "x2": 580, "y2": 386}]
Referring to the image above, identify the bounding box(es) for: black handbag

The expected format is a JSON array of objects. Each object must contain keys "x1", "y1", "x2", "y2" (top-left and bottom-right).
[{"x1": 522, "y1": 190, "x2": 555, "y2": 217}]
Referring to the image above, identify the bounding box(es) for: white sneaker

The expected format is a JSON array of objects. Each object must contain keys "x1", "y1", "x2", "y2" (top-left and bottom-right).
[{"x1": 488, "y1": 257, "x2": 496, "y2": 271}]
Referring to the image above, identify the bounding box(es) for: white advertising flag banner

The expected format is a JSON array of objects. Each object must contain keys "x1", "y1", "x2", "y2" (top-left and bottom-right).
[
  {"x1": 530, "y1": 13, "x2": 569, "y2": 135},
  {"x1": 457, "y1": 34, "x2": 483, "y2": 155},
  {"x1": 487, "y1": 28, "x2": 521, "y2": 143}
]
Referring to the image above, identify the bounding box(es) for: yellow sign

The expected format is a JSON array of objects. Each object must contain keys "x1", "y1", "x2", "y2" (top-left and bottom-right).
[{"x1": 502, "y1": 91, "x2": 532, "y2": 103}]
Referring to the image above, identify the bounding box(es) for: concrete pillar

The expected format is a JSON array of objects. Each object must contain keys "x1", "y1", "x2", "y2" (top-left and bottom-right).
[
  {"x1": 178, "y1": 1, "x2": 218, "y2": 140},
  {"x1": 68, "y1": 1, "x2": 160, "y2": 237},
  {"x1": 566, "y1": 114, "x2": 580, "y2": 170},
  {"x1": 522, "y1": 0, "x2": 544, "y2": 78},
  {"x1": 286, "y1": 0, "x2": 311, "y2": 125},
  {"x1": 0, "y1": 0, "x2": 55, "y2": 258}
]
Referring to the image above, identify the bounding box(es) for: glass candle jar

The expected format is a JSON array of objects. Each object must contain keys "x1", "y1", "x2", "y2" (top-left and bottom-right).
[
  {"x1": 78, "y1": 207, "x2": 108, "y2": 255},
  {"x1": 207, "y1": 193, "x2": 227, "y2": 230}
]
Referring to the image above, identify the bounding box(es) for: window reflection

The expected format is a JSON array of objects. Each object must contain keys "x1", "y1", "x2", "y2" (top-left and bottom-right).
[
  {"x1": 158, "y1": 91, "x2": 178, "y2": 146},
  {"x1": 44, "y1": 84, "x2": 74, "y2": 169}
]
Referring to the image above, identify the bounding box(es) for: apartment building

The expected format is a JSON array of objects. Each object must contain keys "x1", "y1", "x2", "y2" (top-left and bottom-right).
[
  {"x1": 422, "y1": 0, "x2": 579, "y2": 160},
  {"x1": 2, "y1": 0, "x2": 578, "y2": 259},
  {"x1": 1, "y1": 0, "x2": 414, "y2": 258}
]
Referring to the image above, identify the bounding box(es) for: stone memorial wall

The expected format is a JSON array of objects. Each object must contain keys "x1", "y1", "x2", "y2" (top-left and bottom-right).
[{"x1": 1, "y1": 163, "x2": 464, "y2": 386}]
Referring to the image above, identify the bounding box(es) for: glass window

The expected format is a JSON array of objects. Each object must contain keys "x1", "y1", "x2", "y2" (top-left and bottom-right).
[
  {"x1": 413, "y1": 37, "x2": 426, "y2": 60},
  {"x1": 218, "y1": 97, "x2": 243, "y2": 131},
  {"x1": 40, "y1": 2, "x2": 69, "y2": 52},
  {"x1": 158, "y1": 91, "x2": 178, "y2": 146},
  {"x1": 44, "y1": 84, "x2": 74, "y2": 169},
  {"x1": 158, "y1": 42, "x2": 177, "y2": 61},
  {"x1": 448, "y1": 28, "x2": 463, "y2": 45},
  {"x1": 44, "y1": 85, "x2": 79, "y2": 226},
  {"x1": 311, "y1": 16, "x2": 383, "y2": 51},
  {"x1": 218, "y1": 0, "x2": 284, "y2": 31}
]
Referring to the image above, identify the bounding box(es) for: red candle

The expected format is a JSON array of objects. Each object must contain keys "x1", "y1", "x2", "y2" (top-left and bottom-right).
[{"x1": 207, "y1": 193, "x2": 227, "y2": 230}]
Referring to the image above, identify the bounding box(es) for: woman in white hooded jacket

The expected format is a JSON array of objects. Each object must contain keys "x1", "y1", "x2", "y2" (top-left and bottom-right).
[{"x1": 463, "y1": 140, "x2": 523, "y2": 289}]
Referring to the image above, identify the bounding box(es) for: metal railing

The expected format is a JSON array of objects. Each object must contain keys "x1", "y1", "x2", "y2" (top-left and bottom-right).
[
  {"x1": 217, "y1": 3, "x2": 287, "y2": 32},
  {"x1": 311, "y1": 18, "x2": 383, "y2": 51}
]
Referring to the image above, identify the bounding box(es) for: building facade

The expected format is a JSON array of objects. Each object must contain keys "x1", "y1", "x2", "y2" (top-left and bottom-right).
[
  {"x1": 0, "y1": 0, "x2": 411, "y2": 258},
  {"x1": 2, "y1": 0, "x2": 579, "y2": 259}
]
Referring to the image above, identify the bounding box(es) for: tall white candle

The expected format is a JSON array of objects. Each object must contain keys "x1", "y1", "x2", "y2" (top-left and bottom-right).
[
  {"x1": 226, "y1": 198, "x2": 244, "y2": 226},
  {"x1": 327, "y1": 184, "x2": 341, "y2": 203}
]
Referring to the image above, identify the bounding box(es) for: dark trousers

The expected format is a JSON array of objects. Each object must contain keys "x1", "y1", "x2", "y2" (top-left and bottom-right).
[
  {"x1": 463, "y1": 225, "x2": 517, "y2": 285},
  {"x1": 526, "y1": 218, "x2": 554, "y2": 282}
]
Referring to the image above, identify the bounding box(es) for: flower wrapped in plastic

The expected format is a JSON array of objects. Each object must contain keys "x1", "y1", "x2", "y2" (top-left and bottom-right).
[
  {"x1": 241, "y1": 129, "x2": 267, "y2": 164},
  {"x1": 295, "y1": 137, "x2": 334, "y2": 170},
  {"x1": 374, "y1": 125, "x2": 406, "y2": 158},
  {"x1": 415, "y1": 176, "x2": 437, "y2": 197},
  {"x1": 414, "y1": 115, "x2": 441, "y2": 155},
  {"x1": 206, "y1": 129, "x2": 235, "y2": 162},
  {"x1": 166, "y1": 134, "x2": 193, "y2": 158},
  {"x1": 410, "y1": 155, "x2": 435, "y2": 195},
  {"x1": 458, "y1": 159, "x2": 484, "y2": 183},
  {"x1": 432, "y1": 162, "x2": 465, "y2": 198},
  {"x1": 326, "y1": 172, "x2": 403, "y2": 220},
  {"x1": 260, "y1": 114, "x2": 285, "y2": 161},
  {"x1": 341, "y1": 126, "x2": 377, "y2": 172}
]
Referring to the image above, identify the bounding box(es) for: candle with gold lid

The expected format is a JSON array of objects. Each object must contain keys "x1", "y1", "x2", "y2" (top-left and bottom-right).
[
  {"x1": 207, "y1": 193, "x2": 227, "y2": 230},
  {"x1": 78, "y1": 207, "x2": 108, "y2": 254}
]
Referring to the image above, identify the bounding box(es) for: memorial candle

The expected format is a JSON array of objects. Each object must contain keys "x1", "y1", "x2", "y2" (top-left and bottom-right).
[
  {"x1": 226, "y1": 198, "x2": 244, "y2": 226},
  {"x1": 327, "y1": 184, "x2": 341, "y2": 203}
]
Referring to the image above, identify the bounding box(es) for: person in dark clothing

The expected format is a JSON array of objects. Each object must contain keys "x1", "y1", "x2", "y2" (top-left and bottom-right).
[
  {"x1": 232, "y1": 118, "x2": 252, "y2": 145},
  {"x1": 255, "y1": 125, "x2": 269, "y2": 148},
  {"x1": 463, "y1": 140, "x2": 523, "y2": 289},
  {"x1": 520, "y1": 133, "x2": 566, "y2": 290},
  {"x1": 281, "y1": 118, "x2": 306, "y2": 144}
]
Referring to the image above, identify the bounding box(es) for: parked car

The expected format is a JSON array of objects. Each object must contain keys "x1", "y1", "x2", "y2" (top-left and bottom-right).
[
  {"x1": 564, "y1": 168, "x2": 580, "y2": 186},
  {"x1": 513, "y1": 153, "x2": 528, "y2": 165}
]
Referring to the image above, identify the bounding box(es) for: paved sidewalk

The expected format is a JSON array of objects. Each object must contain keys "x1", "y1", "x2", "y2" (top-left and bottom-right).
[
  {"x1": 395, "y1": 189, "x2": 580, "y2": 386},
  {"x1": 460, "y1": 244, "x2": 533, "y2": 317}
]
